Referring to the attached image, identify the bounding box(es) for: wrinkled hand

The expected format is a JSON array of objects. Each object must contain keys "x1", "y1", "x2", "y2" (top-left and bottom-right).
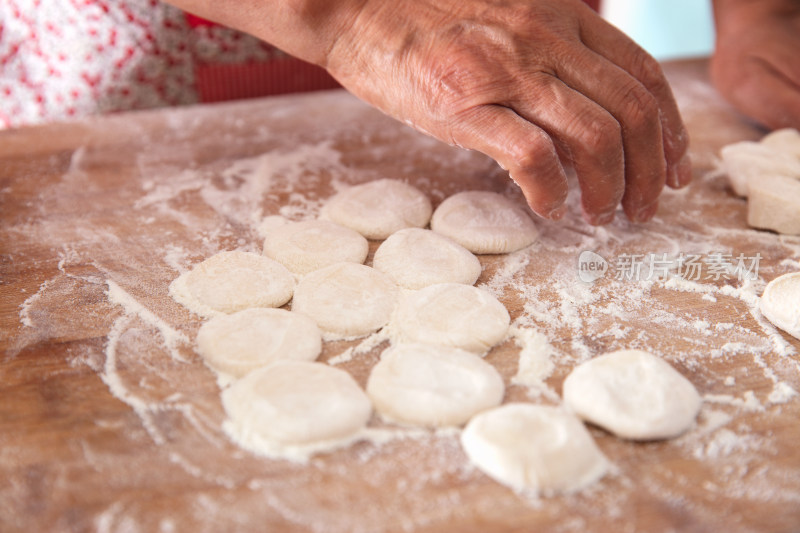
[
  {"x1": 711, "y1": 0, "x2": 800, "y2": 131},
  {"x1": 326, "y1": 0, "x2": 691, "y2": 224}
]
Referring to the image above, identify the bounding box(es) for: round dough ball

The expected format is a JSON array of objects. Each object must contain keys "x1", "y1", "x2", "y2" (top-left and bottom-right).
[
  {"x1": 373, "y1": 228, "x2": 481, "y2": 289},
  {"x1": 461, "y1": 403, "x2": 609, "y2": 494},
  {"x1": 196, "y1": 308, "x2": 322, "y2": 378},
  {"x1": 562, "y1": 349, "x2": 701, "y2": 440},
  {"x1": 170, "y1": 250, "x2": 294, "y2": 317},
  {"x1": 367, "y1": 343, "x2": 504, "y2": 427},
  {"x1": 222, "y1": 361, "x2": 371, "y2": 448},
  {"x1": 392, "y1": 283, "x2": 509, "y2": 353},
  {"x1": 262, "y1": 219, "x2": 369, "y2": 275},
  {"x1": 320, "y1": 179, "x2": 432, "y2": 239},
  {"x1": 292, "y1": 262, "x2": 398, "y2": 339},
  {"x1": 760, "y1": 271, "x2": 800, "y2": 341},
  {"x1": 430, "y1": 191, "x2": 538, "y2": 254}
]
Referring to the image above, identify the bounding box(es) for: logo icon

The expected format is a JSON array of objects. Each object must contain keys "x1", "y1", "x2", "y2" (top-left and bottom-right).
[{"x1": 578, "y1": 250, "x2": 608, "y2": 283}]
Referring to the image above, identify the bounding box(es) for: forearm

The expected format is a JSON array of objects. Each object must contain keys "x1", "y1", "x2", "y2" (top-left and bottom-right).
[
  {"x1": 712, "y1": 0, "x2": 800, "y2": 26},
  {"x1": 162, "y1": 0, "x2": 366, "y2": 66}
]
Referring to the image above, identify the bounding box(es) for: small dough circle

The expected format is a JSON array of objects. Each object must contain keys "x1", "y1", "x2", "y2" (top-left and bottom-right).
[
  {"x1": 170, "y1": 250, "x2": 294, "y2": 317},
  {"x1": 373, "y1": 228, "x2": 481, "y2": 289},
  {"x1": 196, "y1": 308, "x2": 322, "y2": 378},
  {"x1": 562, "y1": 349, "x2": 701, "y2": 440},
  {"x1": 760, "y1": 271, "x2": 800, "y2": 341},
  {"x1": 292, "y1": 262, "x2": 398, "y2": 339},
  {"x1": 392, "y1": 283, "x2": 510, "y2": 353},
  {"x1": 461, "y1": 403, "x2": 609, "y2": 494},
  {"x1": 430, "y1": 191, "x2": 538, "y2": 254},
  {"x1": 320, "y1": 179, "x2": 432, "y2": 239},
  {"x1": 367, "y1": 343, "x2": 505, "y2": 427},
  {"x1": 222, "y1": 361, "x2": 371, "y2": 450},
  {"x1": 262, "y1": 219, "x2": 369, "y2": 275}
]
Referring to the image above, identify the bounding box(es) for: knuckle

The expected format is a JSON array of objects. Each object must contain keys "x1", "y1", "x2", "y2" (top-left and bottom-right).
[
  {"x1": 507, "y1": 134, "x2": 555, "y2": 175},
  {"x1": 574, "y1": 113, "x2": 620, "y2": 156},
  {"x1": 617, "y1": 82, "x2": 659, "y2": 132},
  {"x1": 634, "y1": 52, "x2": 666, "y2": 89},
  {"x1": 431, "y1": 59, "x2": 479, "y2": 114}
]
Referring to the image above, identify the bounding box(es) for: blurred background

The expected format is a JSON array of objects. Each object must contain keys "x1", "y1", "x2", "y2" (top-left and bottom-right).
[{"x1": 601, "y1": 0, "x2": 715, "y2": 60}]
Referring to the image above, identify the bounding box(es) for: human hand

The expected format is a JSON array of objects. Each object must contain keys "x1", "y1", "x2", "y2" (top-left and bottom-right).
[
  {"x1": 711, "y1": 0, "x2": 800, "y2": 131},
  {"x1": 325, "y1": 0, "x2": 691, "y2": 224}
]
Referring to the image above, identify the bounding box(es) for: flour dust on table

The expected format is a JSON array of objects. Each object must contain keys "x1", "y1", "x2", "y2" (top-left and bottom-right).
[{"x1": 166, "y1": 179, "x2": 728, "y2": 495}]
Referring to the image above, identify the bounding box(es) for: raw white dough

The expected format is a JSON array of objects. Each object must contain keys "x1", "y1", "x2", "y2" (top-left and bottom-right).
[
  {"x1": 169, "y1": 250, "x2": 294, "y2": 317},
  {"x1": 720, "y1": 140, "x2": 800, "y2": 197},
  {"x1": 761, "y1": 128, "x2": 800, "y2": 159},
  {"x1": 196, "y1": 308, "x2": 322, "y2": 379},
  {"x1": 760, "y1": 272, "x2": 800, "y2": 341},
  {"x1": 431, "y1": 191, "x2": 538, "y2": 254},
  {"x1": 320, "y1": 179, "x2": 432, "y2": 240},
  {"x1": 366, "y1": 343, "x2": 504, "y2": 427},
  {"x1": 292, "y1": 262, "x2": 398, "y2": 339},
  {"x1": 461, "y1": 403, "x2": 609, "y2": 495},
  {"x1": 262, "y1": 219, "x2": 369, "y2": 275},
  {"x1": 391, "y1": 283, "x2": 510, "y2": 353},
  {"x1": 562, "y1": 349, "x2": 701, "y2": 440},
  {"x1": 222, "y1": 361, "x2": 371, "y2": 461},
  {"x1": 372, "y1": 228, "x2": 481, "y2": 289},
  {"x1": 747, "y1": 174, "x2": 800, "y2": 235}
]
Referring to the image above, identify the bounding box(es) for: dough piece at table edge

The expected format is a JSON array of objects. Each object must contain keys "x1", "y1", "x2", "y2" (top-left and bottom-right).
[
  {"x1": 747, "y1": 174, "x2": 800, "y2": 235},
  {"x1": 719, "y1": 141, "x2": 800, "y2": 197},
  {"x1": 760, "y1": 272, "x2": 800, "y2": 341},
  {"x1": 761, "y1": 128, "x2": 800, "y2": 159}
]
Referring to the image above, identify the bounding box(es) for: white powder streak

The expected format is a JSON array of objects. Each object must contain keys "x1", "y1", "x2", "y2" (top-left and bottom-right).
[
  {"x1": 106, "y1": 279, "x2": 189, "y2": 362},
  {"x1": 509, "y1": 325, "x2": 557, "y2": 399}
]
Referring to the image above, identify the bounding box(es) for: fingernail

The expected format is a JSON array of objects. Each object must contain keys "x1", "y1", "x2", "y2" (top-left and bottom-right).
[
  {"x1": 548, "y1": 204, "x2": 567, "y2": 221},
  {"x1": 589, "y1": 210, "x2": 615, "y2": 226},
  {"x1": 634, "y1": 201, "x2": 659, "y2": 222}
]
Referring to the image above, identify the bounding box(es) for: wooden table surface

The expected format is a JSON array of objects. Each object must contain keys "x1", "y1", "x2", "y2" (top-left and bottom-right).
[{"x1": 2, "y1": 59, "x2": 800, "y2": 533}]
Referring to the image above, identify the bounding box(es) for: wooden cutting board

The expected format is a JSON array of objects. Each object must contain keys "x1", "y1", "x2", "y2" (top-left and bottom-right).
[{"x1": 2, "y1": 58, "x2": 799, "y2": 533}]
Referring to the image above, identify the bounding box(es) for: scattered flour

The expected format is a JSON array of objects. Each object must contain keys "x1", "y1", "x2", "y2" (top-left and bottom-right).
[
  {"x1": 509, "y1": 325, "x2": 556, "y2": 398},
  {"x1": 7, "y1": 88, "x2": 800, "y2": 532}
]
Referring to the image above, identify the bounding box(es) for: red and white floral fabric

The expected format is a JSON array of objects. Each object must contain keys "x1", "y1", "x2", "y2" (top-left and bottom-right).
[{"x1": 0, "y1": 0, "x2": 339, "y2": 129}]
